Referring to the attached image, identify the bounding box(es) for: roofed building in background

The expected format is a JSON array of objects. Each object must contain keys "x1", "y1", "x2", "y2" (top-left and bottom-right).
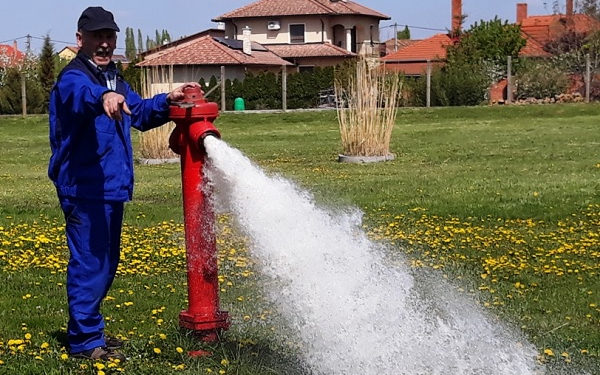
[
  {"x1": 382, "y1": 0, "x2": 598, "y2": 77},
  {"x1": 0, "y1": 41, "x2": 25, "y2": 68},
  {"x1": 137, "y1": 32, "x2": 293, "y2": 94},
  {"x1": 516, "y1": 1, "x2": 599, "y2": 45},
  {"x1": 58, "y1": 46, "x2": 130, "y2": 69},
  {"x1": 211, "y1": 0, "x2": 390, "y2": 69}
]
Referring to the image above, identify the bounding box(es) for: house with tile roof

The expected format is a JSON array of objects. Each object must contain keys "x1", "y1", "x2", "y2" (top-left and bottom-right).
[
  {"x1": 58, "y1": 46, "x2": 130, "y2": 69},
  {"x1": 381, "y1": 0, "x2": 599, "y2": 103},
  {"x1": 382, "y1": 0, "x2": 598, "y2": 77},
  {"x1": 137, "y1": 30, "x2": 293, "y2": 94},
  {"x1": 0, "y1": 41, "x2": 25, "y2": 69},
  {"x1": 211, "y1": 0, "x2": 390, "y2": 70}
]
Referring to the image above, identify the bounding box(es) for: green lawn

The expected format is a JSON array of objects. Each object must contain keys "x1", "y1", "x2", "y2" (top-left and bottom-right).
[{"x1": 0, "y1": 104, "x2": 599, "y2": 374}]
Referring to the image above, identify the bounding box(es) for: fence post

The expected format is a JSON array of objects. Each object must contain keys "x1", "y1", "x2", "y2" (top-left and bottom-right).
[
  {"x1": 220, "y1": 66, "x2": 226, "y2": 111},
  {"x1": 426, "y1": 60, "x2": 431, "y2": 108},
  {"x1": 282, "y1": 65, "x2": 287, "y2": 112},
  {"x1": 586, "y1": 53, "x2": 591, "y2": 103},
  {"x1": 21, "y1": 72, "x2": 27, "y2": 116},
  {"x1": 507, "y1": 56, "x2": 513, "y2": 104}
]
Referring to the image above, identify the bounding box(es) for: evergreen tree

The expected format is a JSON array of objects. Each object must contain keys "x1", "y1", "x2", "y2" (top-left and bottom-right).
[
  {"x1": 137, "y1": 29, "x2": 144, "y2": 53},
  {"x1": 38, "y1": 34, "x2": 55, "y2": 109},
  {"x1": 155, "y1": 30, "x2": 162, "y2": 45},
  {"x1": 125, "y1": 27, "x2": 137, "y2": 61},
  {"x1": 162, "y1": 30, "x2": 171, "y2": 44},
  {"x1": 397, "y1": 26, "x2": 411, "y2": 40}
]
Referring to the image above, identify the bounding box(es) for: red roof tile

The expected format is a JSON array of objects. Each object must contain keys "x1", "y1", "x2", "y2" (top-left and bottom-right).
[
  {"x1": 138, "y1": 35, "x2": 292, "y2": 67},
  {"x1": 265, "y1": 42, "x2": 355, "y2": 58},
  {"x1": 520, "y1": 13, "x2": 600, "y2": 44},
  {"x1": 519, "y1": 32, "x2": 551, "y2": 58},
  {"x1": 213, "y1": 0, "x2": 389, "y2": 20},
  {"x1": 381, "y1": 34, "x2": 452, "y2": 62},
  {"x1": 0, "y1": 43, "x2": 25, "y2": 68}
]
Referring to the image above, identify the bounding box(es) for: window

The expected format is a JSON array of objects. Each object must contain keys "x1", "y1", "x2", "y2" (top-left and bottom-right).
[
  {"x1": 298, "y1": 66, "x2": 314, "y2": 73},
  {"x1": 290, "y1": 24, "x2": 305, "y2": 44}
]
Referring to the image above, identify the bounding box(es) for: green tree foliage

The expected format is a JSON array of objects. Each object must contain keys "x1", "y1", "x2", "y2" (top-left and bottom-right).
[
  {"x1": 38, "y1": 34, "x2": 55, "y2": 109},
  {"x1": 125, "y1": 27, "x2": 137, "y2": 61},
  {"x1": 397, "y1": 26, "x2": 411, "y2": 40},
  {"x1": 137, "y1": 29, "x2": 144, "y2": 54},
  {"x1": 119, "y1": 58, "x2": 142, "y2": 93},
  {"x1": 447, "y1": 17, "x2": 526, "y2": 69},
  {"x1": 576, "y1": 0, "x2": 600, "y2": 19},
  {"x1": 515, "y1": 58, "x2": 568, "y2": 99},
  {"x1": 0, "y1": 67, "x2": 45, "y2": 115},
  {"x1": 544, "y1": 29, "x2": 600, "y2": 74},
  {"x1": 199, "y1": 67, "x2": 335, "y2": 110},
  {"x1": 161, "y1": 30, "x2": 171, "y2": 45}
]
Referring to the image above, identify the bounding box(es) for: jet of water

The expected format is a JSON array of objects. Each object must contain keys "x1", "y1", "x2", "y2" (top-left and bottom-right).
[{"x1": 203, "y1": 136, "x2": 543, "y2": 375}]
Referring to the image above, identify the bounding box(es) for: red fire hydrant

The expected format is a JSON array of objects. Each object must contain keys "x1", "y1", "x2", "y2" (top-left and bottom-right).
[{"x1": 168, "y1": 87, "x2": 230, "y2": 346}]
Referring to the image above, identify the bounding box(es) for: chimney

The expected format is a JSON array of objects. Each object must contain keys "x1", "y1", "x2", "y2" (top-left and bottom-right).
[
  {"x1": 566, "y1": 0, "x2": 574, "y2": 16},
  {"x1": 452, "y1": 0, "x2": 462, "y2": 33},
  {"x1": 516, "y1": 3, "x2": 528, "y2": 23},
  {"x1": 242, "y1": 26, "x2": 252, "y2": 55}
]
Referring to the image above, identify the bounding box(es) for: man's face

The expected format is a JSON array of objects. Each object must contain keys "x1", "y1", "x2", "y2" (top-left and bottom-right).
[{"x1": 76, "y1": 29, "x2": 117, "y2": 68}]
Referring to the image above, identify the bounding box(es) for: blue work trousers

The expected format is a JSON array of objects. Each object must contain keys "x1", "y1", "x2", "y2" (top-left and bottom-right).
[{"x1": 59, "y1": 197, "x2": 124, "y2": 353}]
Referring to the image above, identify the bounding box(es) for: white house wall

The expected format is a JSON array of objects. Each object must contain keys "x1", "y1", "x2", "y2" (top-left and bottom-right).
[{"x1": 224, "y1": 15, "x2": 382, "y2": 56}]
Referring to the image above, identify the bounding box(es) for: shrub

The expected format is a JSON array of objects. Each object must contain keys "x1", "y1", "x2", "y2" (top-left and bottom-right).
[{"x1": 515, "y1": 58, "x2": 568, "y2": 100}]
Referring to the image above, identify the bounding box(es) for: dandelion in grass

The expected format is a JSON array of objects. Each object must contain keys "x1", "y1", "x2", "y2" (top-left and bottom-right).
[
  {"x1": 153, "y1": 347, "x2": 161, "y2": 354},
  {"x1": 176, "y1": 347, "x2": 184, "y2": 354}
]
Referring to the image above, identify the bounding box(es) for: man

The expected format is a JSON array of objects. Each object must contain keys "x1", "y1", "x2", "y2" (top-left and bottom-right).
[{"x1": 48, "y1": 6, "x2": 198, "y2": 361}]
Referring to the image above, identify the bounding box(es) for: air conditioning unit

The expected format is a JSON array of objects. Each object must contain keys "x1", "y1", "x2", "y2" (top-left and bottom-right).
[{"x1": 267, "y1": 21, "x2": 281, "y2": 31}]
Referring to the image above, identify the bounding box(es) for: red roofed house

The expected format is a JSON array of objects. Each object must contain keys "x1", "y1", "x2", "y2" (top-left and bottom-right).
[
  {"x1": 137, "y1": 28, "x2": 293, "y2": 94},
  {"x1": 0, "y1": 41, "x2": 25, "y2": 68},
  {"x1": 58, "y1": 46, "x2": 130, "y2": 69},
  {"x1": 211, "y1": 0, "x2": 391, "y2": 70},
  {"x1": 382, "y1": 0, "x2": 599, "y2": 102}
]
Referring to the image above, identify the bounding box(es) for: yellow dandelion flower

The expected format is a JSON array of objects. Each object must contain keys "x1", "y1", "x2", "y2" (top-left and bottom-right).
[
  {"x1": 40, "y1": 342, "x2": 49, "y2": 349},
  {"x1": 60, "y1": 353, "x2": 69, "y2": 360},
  {"x1": 98, "y1": 371, "x2": 106, "y2": 375},
  {"x1": 153, "y1": 347, "x2": 161, "y2": 354},
  {"x1": 176, "y1": 347, "x2": 184, "y2": 354},
  {"x1": 24, "y1": 333, "x2": 32, "y2": 340},
  {"x1": 221, "y1": 359, "x2": 230, "y2": 366},
  {"x1": 544, "y1": 349, "x2": 555, "y2": 356},
  {"x1": 94, "y1": 363, "x2": 105, "y2": 370}
]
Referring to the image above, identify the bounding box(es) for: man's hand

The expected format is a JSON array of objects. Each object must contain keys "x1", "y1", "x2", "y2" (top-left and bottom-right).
[
  {"x1": 167, "y1": 82, "x2": 202, "y2": 103},
  {"x1": 102, "y1": 91, "x2": 131, "y2": 121}
]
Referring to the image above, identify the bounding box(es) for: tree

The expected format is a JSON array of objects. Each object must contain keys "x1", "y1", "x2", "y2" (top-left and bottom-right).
[
  {"x1": 38, "y1": 34, "x2": 55, "y2": 109},
  {"x1": 397, "y1": 26, "x2": 410, "y2": 40},
  {"x1": 125, "y1": 27, "x2": 137, "y2": 61},
  {"x1": 448, "y1": 17, "x2": 526, "y2": 68},
  {"x1": 137, "y1": 29, "x2": 144, "y2": 53},
  {"x1": 161, "y1": 30, "x2": 171, "y2": 45},
  {"x1": 576, "y1": 0, "x2": 600, "y2": 21}
]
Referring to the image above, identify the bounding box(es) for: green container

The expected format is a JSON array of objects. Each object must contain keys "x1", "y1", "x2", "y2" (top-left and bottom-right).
[{"x1": 234, "y1": 97, "x2": 245, "y2": 111}]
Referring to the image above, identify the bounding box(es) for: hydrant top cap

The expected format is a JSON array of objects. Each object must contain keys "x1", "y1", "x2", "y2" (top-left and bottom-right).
[{"x1": 182, "y1": 86, "x2": 206, "y2": 104}]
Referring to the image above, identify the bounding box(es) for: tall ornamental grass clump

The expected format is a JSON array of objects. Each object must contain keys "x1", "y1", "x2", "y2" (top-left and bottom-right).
[
  {"x1": 334, "y1": 59, "x2": 402, "y2": 157},
  {"x1": 138, "y1": 65, "x2": 177, "y2": 160}
]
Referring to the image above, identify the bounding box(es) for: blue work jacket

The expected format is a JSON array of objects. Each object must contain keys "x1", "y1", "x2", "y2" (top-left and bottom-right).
[{"x1": 48, "y1": 53, "x2": 171, "y2": 202}]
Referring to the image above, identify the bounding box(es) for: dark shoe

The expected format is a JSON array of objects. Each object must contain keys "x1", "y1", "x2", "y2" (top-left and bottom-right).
[
  {"x1": 105, "y1": 336, "x2": 124, "y2": 350},
  {"x1": 70, "y1": 346, "x2": 126, "y2": 361}
]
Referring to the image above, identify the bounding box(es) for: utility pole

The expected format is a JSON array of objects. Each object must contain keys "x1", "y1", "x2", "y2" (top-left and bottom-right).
[
  {"x1": 393, "y1": 23, "x2": 398, "y2": 52},
  {"x1": 21, "y1": 34, "x2": 32, "y2": 116}
]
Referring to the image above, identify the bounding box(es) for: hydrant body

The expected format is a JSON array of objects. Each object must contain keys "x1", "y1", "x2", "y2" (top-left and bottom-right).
[{"x1": 169, "y1": 87, "x2": 229, "y2": 341}]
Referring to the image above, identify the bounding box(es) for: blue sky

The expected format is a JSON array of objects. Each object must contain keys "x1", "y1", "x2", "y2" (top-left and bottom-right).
[{"x1": 1, "y1": 0, "x2": 551, "y2": 54}]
